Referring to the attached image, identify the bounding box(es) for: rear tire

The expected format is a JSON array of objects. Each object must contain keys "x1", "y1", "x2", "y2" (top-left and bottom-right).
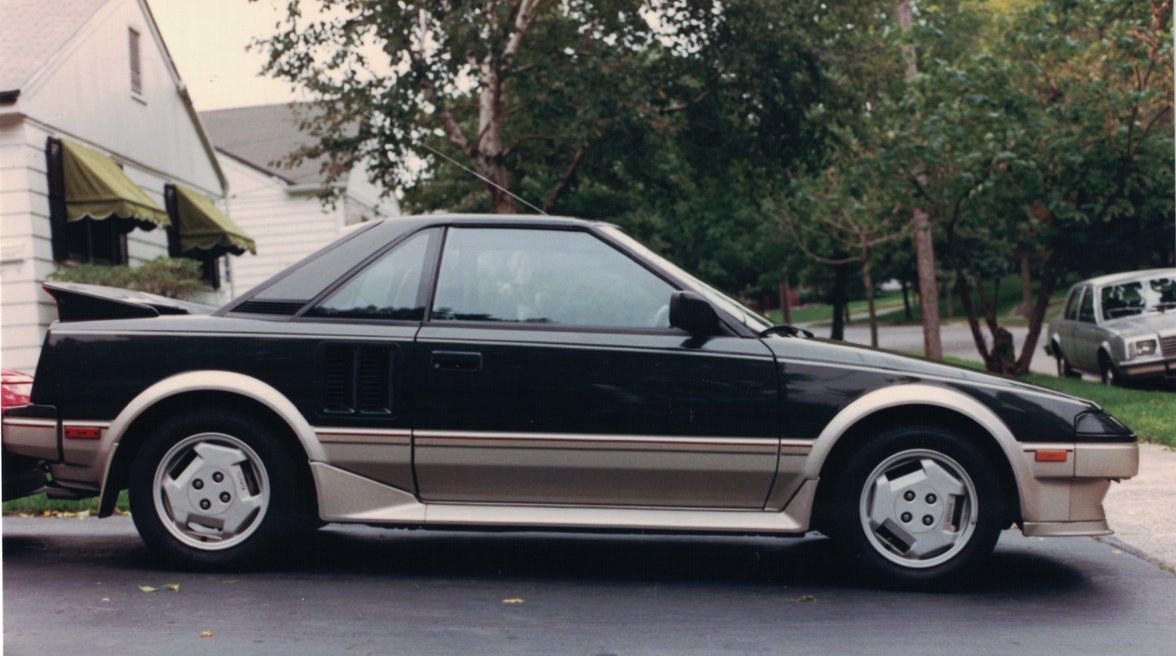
[
  {"x1": 1054, "y1": 347, "x2": 1079, "y2": 379},
  {"x1": 825, "y1": 424, "x2": 1005, "y2": 589},
  {"x1": 129, "y1": 410, "x2": 300, "y2": 569}
]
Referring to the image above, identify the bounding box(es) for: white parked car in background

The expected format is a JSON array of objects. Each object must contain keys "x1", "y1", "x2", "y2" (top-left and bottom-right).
[{"x1": 1045, "y1": 269, "x2": 1176, "y2": 385}]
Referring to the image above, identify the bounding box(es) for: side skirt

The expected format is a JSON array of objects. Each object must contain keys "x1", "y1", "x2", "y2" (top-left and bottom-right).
[{"x1": 310, "y1": 462, "x2": 814, "y2": 534}]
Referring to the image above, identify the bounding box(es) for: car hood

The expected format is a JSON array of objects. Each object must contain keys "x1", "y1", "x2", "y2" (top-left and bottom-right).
[
  {"x1": 1102, "y1": 312, "x2": 1176, "y2": 337},
  {"x1": 760, "y1": 335, "x2": 1093, "y2": 405}
]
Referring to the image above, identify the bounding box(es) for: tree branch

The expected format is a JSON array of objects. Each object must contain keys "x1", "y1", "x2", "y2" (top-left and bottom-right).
[{"x1": 543, "y1": 146, "x2": 587, "y2": 211}]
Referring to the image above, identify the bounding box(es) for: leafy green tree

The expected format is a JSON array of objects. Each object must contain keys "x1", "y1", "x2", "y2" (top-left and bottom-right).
[{"x1": 903, "y1": 0, "x2": 1173, "y2": 374}]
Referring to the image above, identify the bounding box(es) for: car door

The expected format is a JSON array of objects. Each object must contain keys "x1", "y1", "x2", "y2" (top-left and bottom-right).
[
  {"x1": 1072, "y1": 285, "x2": 1101, "y2": 370},
  {"x1": 293, "y1": 228, "x2": 440, "y2": 495},
  {"x1": 1057, "y1": 286, "x2": 1082, "y2": 363},
  {"x1": 412, "y1": 226, "x2": 780, "y2": 509}
]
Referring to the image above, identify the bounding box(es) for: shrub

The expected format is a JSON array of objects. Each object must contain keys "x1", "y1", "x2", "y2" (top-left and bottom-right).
[{"x1": 47, "y1": 257, "x2": 204, "y2": 299}]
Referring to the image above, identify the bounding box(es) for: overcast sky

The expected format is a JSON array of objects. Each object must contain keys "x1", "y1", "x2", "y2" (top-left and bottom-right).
[{"x1": 149, "y1": 0, "x2": 304, "y2": 110}]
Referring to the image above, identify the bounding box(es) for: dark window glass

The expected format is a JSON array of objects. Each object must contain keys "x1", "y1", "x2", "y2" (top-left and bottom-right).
[
  {"x1": 65, "y1": 218, "x2": 127, "y2": 265},
  {"x1": 251, "y1": 222, "x2": 383, "y2": 303},
  {"x1": 431, "y1": 228, "x2": 674, "y2": 329},
  {"x1": 1078, "y1": 286, "x2": 1096, "y2": 323},
  {"x1": 306, "y1": 230, "x2": 432, "y2": 320},
  {"x1": 1063, "y1": 288, "x2": 1082, "y2": 321}
]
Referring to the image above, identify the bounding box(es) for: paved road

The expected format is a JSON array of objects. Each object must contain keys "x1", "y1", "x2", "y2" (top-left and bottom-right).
[
  {"x1": 4, "y1": 517, "x2": 1174, "y2": 655},
  {"x1": 820, "y1": 323, "x2": 1058, "y2": 375}
]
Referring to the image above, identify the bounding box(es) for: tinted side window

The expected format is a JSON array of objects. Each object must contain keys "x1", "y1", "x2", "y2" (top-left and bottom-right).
[
  {"x1": 1063, "y1": 288, "x2": 1082, "y2": 321},
  {"x1": 431, "y1": 228, "x2": 674, "y2": 328},
  {"x1": 1078, "y1": 287, "x2": 1096, "y2": 323},
  {"x1": 305, "y1": 230, "x2": 433, "y2": 320}
]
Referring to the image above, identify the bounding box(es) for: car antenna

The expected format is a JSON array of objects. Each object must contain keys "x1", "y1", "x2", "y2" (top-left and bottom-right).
[{"x1": 416, "y1": 141, "x2": 549, "y2": 216}]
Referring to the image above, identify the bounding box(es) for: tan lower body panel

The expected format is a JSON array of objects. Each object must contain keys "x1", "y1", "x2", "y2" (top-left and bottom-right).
[
  {"x1": 311, "y1": 462, "x2": 815, "y2": 534},
  {"x1": 414, "y1": 431, "x2": 780, "y2": 509},
  {"x1": 1017, "y1": 441, "x2": 1137, "y2": 536}
]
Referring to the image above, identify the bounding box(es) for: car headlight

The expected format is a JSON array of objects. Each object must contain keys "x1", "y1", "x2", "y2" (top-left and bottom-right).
[{"x1": 1126, "y1": 337, "x2": 1159, "y2": 359}]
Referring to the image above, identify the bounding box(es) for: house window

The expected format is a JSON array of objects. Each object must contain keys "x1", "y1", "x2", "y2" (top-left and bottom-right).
[
  {"x1": 129, "y1": 28, "x2": 142, "y2": 96},
  {"x1": 164, "y1": 185, "x2": 222, "y2": 290},
  {"x1": 45, "y1": 138, "x2": 129, "y2": 265},
  {"x1": 65, "y1": 218, "x2": 128, "y2": 265}
]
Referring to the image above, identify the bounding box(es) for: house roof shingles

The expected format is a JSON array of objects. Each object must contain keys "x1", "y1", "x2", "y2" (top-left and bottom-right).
[
  {"x1": 0, "y1": 0, "x2": 110, "y2": 94},
  {"x1": 199, "y1": 103, "x2": 332, "y2": 187}
]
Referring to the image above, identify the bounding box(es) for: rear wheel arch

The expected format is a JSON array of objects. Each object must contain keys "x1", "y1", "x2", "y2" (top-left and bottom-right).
[{"x1": 98, "y1": 376, "x2": 320, "y2": 519}]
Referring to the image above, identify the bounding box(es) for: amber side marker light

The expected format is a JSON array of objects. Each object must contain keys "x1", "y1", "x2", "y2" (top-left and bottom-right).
[
  {"x1": 64, "y1": 426, "x2": 102, "y2": 440},
  {"x1": 1035, "y1": 450, "x2": 1069, "y2": 463}
]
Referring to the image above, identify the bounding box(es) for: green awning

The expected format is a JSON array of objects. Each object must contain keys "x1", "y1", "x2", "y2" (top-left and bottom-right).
[
  {"x1": 62, "y1": 140, "x2": 169, "y2": 228},
  {"x1": 174, "y1": 185, "x2": 257, "y2": 255}
]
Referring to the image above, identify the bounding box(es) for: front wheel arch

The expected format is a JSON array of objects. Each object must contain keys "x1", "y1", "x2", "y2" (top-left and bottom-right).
[{"x1": 812, "y1": 405, "x2": 1020, "y2": 534}]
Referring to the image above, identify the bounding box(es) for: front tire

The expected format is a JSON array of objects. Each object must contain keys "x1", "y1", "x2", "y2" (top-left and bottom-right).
[
  {"x1": 1099, "y1": 354, "x2": 1121, "y2": 386},
  {"x1": 826, "y1": 425, "x2": 1005, "y2": 589},
  {"x1": 129, "y1": 410, "x2": 300, "y2": 569}
]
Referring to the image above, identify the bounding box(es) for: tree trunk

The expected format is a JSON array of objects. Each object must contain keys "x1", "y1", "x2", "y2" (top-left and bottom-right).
[
  {"x1": 901, "y1": 278, "x2": 912, "y2": 320},
  {"x1": 779, "y1": 279, "x2": 792, "y2": 324},
  {"x1": 1018, "y1": 251, "x2": 1032, "y2": 316},
  {"x1": 477, "y1": 58, "x2": 516, "y2": 213},
  {"x1": 830, "y1": 264, "x2": 849, "y2": 341},
  {"x1": 896, "y1": 0, "x2": 943, "y2": 360},
  {"x1": 862, "y1": 243, "x2": 879, "y2": 348},
  {"x1": 914, "y1": 207, "x2": 942, "y2": 358}
]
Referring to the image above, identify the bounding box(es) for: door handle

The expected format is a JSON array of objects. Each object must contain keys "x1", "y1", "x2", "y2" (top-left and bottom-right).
[{"x1": 431, "y1": 350, "x2": 482, "y2": 372}]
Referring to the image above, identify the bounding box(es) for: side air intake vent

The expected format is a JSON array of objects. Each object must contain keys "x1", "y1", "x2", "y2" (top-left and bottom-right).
[
  {"x1": 318, "y1": 343, "x2": 394, "y2": 416},
  {"x1": 234, "y1": 300, "x2": 305, "y2": 316}
]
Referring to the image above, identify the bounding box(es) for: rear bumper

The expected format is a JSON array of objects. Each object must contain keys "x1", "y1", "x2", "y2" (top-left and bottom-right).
[{"x1": 1018, "y1": 441, "x2": 1138, "y2": 537}]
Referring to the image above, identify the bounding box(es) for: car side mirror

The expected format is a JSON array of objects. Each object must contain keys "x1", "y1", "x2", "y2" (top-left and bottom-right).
[{"x1": 669, "y1": 291, "x2": 722, "y2": 336}]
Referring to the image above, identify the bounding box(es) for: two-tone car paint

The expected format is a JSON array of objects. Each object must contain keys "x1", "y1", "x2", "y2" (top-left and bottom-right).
[{"x1": 2, "y1": 214, "x2": 1139, "y2": 585}]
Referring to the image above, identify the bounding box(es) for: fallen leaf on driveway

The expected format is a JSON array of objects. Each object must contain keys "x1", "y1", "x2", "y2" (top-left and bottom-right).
[
  {"x1": 164, "y1": 584, "x2": 180, "y2": 592},
  {"x1": 796, "y1": 594, "x2": 816, "y2": 603},
  {"x1": 502, "y1": 598, "x2": 525, "y2": 604},
  {"x1": 199, "y1": 631, "x2": 214, "y2": 638},
  {"x1": 138, "y1": 586, "x2": 156, "y2": 593}
]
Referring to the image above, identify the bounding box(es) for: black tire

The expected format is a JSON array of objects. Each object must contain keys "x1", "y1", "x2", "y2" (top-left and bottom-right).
[
  {"x1": 129, "y1": 410, "x2": 301, "y2": 569},
  {"x1": 824, "y1": 424, "x2": 1006, "y2": 590},
  {"x1": 1054, "y1": 346, "x2": 1079, "y2": 379},
  {"x1": 1099, "y1": 353, "x2": 1121, "y2": 387}
]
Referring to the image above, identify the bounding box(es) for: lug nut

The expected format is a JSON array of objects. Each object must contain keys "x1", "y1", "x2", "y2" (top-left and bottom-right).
[
  {"x1": 901, "y1": 512, "x2": 912, "y2": 523},
  {"x1": 220, "y1": 492, "x2": 231, "y2": 503},
  {"x1": 193, "y1": 479, "x2": 204, "y2": 490},
  {"x1": 922, "y1": 515, "x2": 934, "y2": 526},
  {"x1": 212, "y1": 472, "x2": 224, "y2": 483},
  {"x1": 903, "y1": 491, "x2": 916, "y2": 502},
  {"x1": 926, "y1": 494, "x2": 937, "y2": 504},
  {"x1": 200, "y1": 499, "x2": 211, "y2": 510}
]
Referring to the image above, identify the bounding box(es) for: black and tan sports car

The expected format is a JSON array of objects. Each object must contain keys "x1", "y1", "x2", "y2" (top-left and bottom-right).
[{"x1": 2, "y1": 215, "x2": 1138, "y2": 587}]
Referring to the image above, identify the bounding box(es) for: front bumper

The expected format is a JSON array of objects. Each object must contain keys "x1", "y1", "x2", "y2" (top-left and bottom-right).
[
  {"x1": 1117, "y1": 355, "x2": 1176, "y2": 381},
  {"x1": 1019, "y1": 441, "x2": 1139, "y2": 537}
]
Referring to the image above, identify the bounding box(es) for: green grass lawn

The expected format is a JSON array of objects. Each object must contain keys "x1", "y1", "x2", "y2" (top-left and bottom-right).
[
  {"x1": 3, "y1": 489, "x2": 127, "y2": 515},
  {"x1": 771, "y1": 274, "x2": 1076, "y2": 327},
  {"x1": 1023, "y1": 373, "x2": 1176, "y2": 448},
  {"x1": 942, "y1": 356, "x2": 1176, "y2": 447},
  {"x1": 766, "y1": 290, "x2": 905, "y2": 325}
]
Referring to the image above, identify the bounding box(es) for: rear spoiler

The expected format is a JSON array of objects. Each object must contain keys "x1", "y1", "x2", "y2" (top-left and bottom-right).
[{"x1": 42, "y1": 282, "x2": 215, "y2": 322}]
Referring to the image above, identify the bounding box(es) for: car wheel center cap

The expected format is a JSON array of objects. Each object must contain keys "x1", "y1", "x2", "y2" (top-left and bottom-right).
[
  {"x1": 188, "y1": 468, "x2": 235, "y2": 516},
  {"x1": 893, "y1": 484, "x2": 945, "y2": 534}
]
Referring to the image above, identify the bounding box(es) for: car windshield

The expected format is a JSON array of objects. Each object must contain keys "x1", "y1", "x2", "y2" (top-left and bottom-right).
[
  {"x1": 1099, "y1": 275, "x2": 1176, "y2": 320},
  {"x1": 600, "y1": 226, "x2": 773, "y2": 332}
]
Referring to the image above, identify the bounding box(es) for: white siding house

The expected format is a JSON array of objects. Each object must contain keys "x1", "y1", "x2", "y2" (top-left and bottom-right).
[
  {"x1": 0, "y1": 0, "x2": 244, "y2": 373},
  {"x1": 200, "y1": 104, "x2": 398, "y2": 294}
]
